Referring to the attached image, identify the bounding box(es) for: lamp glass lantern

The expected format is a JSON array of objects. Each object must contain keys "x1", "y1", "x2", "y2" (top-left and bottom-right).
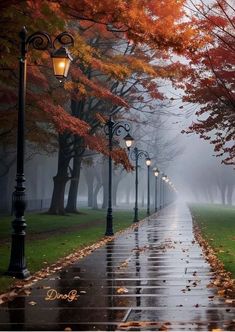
[
  {"x1": 124, "y1": 133, "x2": 134, "y2": 149},
  {"x1": 145, "y1": 158, "x2": 151, "y2": 166},
  {"x1": 162, "y1": 175, "x2": 166, "y2": 181},
  {"x1": 154, "y1": 169, "x2": 159, "y2": 177},
  {"x1": 52, "y1": 47, "x2": 73, "y2": 80}
]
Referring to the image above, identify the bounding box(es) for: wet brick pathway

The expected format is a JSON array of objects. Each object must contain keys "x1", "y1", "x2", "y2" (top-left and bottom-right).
[{"x1": 0, "y1": 202, "x2": 234, "y2": 331}]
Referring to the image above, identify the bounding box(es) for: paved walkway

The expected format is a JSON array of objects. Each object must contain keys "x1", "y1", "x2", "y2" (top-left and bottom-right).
[{"x1": 0, "y1": 202, "x2": 234, "y2": 331}]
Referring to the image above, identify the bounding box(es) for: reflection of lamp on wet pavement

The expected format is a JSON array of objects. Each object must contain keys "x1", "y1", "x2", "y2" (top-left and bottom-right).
[
  {"x1": 134, "y1": 227, "x2": 141, "y2": 307},
  {"x1": 106, "y1": 242, "x2": 115, "y2": 326},
  {"x1": 153, "y1": 168, "x2": 159, "y2": 212}
]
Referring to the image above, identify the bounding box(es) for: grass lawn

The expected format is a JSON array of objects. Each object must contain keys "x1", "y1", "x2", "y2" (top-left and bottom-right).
[
  {"x1": 0, "y1": 208, "x2": 147, "y2": 293},
  {"x1": 189, "y1": 203, "x2": 235, "y2": 278}
]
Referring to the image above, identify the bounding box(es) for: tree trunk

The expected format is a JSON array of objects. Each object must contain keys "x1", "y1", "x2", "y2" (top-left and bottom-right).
[
  {"x1": 102, "y1": 158, "x2": 108, "y2": 209},
  {"x1": 207, "y1": 188, "x2": 214, "y2": 204},
  {"x1": 0, "y1": 174, "x2": 10, "y2": 212},
  {"x1": 141, "y1": 189, "x2": 145, "y2": 208},
  {"x1": 93, "y1": 182, "x2": 102, "y2": 209},
  {"x1": 84, "y1": 168, "x2": 94, "y2": 207},
  {"x1": 49, "y1": 134, "x2": 71, "y2": 215},
  {"x1": 49, "y1": 175, "x2": 69, "y2": 214},
  {"x1": 66, "y1": 154, "x2": 82, "y2": 213},
  {"x1": 88, "y1": 180, "x2": 94, "y2": 207},
  {"x1": 113, "y1": 179, "x2": 118, "y2": 207},
  {"x1": 227, "y1": 185, "x2": 234, "y2": 206},
  {"x1": 126, "y1": 185, "x2": 131, "y2": 205},
  {"x1": 219, "y1": 185, "x2": 226, "y2": 205},
  {"x1": 113, "y1": 172, "x2": 122, "y2": 207}
]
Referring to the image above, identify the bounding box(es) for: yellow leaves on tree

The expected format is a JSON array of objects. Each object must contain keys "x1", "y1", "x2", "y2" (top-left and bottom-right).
[{"x1": 69, "y1": 67, "x2": 129, "y2": 107}]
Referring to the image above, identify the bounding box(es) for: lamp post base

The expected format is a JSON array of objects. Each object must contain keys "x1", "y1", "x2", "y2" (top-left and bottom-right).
[
  {"x1": 105, "y1": 208, "x2": 114, "y2": 236},
  {"x1": 6, "y1": 268, "x2": 30, "y2": 279},
  {"x1": 7, "y1": 233, "x2": 30, "y2": 279}
]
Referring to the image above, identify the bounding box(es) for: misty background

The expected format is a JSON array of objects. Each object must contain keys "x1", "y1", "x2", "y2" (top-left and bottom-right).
[{"x1": 1, "y1": 95, "x2": 234, "y2": 213}]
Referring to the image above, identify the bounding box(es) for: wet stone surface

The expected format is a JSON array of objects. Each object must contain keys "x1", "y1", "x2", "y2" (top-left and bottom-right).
[{"x1": 0, "y1": 203, "x2": 234, "y2": 331}]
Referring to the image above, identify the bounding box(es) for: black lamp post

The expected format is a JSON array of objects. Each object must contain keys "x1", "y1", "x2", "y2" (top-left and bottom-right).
[
  {"x1": 130, "y1": 147, "x2": 150, "y2": 223},
  {"x1": 104, "y1": 117, "x2": 134, "y2": 236},
  {"x1": 153, "y1": 168, "x2": 159, "y2": 212},
  {"x1": 7, "y1": 27, "x2": 74, "y2": 279},
  {"x1": 145, "y1": 158, "x2": 151, "y2": 216}
]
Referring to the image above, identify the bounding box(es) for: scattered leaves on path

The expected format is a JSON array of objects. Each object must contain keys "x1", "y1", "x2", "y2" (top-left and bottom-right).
[{"x1": 0, "y1": 219, "x2": 149, "y2": 304}]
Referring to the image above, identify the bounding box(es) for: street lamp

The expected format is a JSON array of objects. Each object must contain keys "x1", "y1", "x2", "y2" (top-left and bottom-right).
[
  {"x1": 130, "y1": 147, "x2": 150, "y2": 223},
  {"x1": 104, "y1": 117, "x2": 134, "y2": 236},
  {"x1": 7, "y1": 27, "x2": 74, "y2": 279},
  {"x1": 153, "y1": 168, "x2": 159, "y2": 212},
  {"x1": 145, "y1": 157, "x2": 151, "y2": 216},
  {"x1": 123, "y1": 133, "x2": 134, "y2": 150}
]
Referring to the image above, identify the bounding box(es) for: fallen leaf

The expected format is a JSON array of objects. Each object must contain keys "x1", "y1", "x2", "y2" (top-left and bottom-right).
[
  {"x1": 19, "y1": 289, "x2": 31, "y2": 296},
  {"x1": 225, "y1": 299, "x2": 234, "y2": 304},
  {"x1": 218, "y1": 289, "x2": 225, "y2": 296},
  {"x1": 28, "y1": 301, "x2": 37, "y2": 306},
  {"x1": 116, "y1": 287, "x2": 129, "y2": 294}
]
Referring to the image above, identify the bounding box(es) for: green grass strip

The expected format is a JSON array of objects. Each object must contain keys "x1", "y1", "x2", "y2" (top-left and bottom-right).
[
  {"x1": 0, "y1": 209, "x2": 146, "y2": 293},
  {"x1": 189, "y1": 203, "x2": 235, "y2": 278}
]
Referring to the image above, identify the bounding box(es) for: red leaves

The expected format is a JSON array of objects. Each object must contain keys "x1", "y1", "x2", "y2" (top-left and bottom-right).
[
  {"x1": 37, "y1": 99, "x2": 90, "y2": 136},
  {"x1": 179, "y1": 0, "x2": 235, "y2": 165}
]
